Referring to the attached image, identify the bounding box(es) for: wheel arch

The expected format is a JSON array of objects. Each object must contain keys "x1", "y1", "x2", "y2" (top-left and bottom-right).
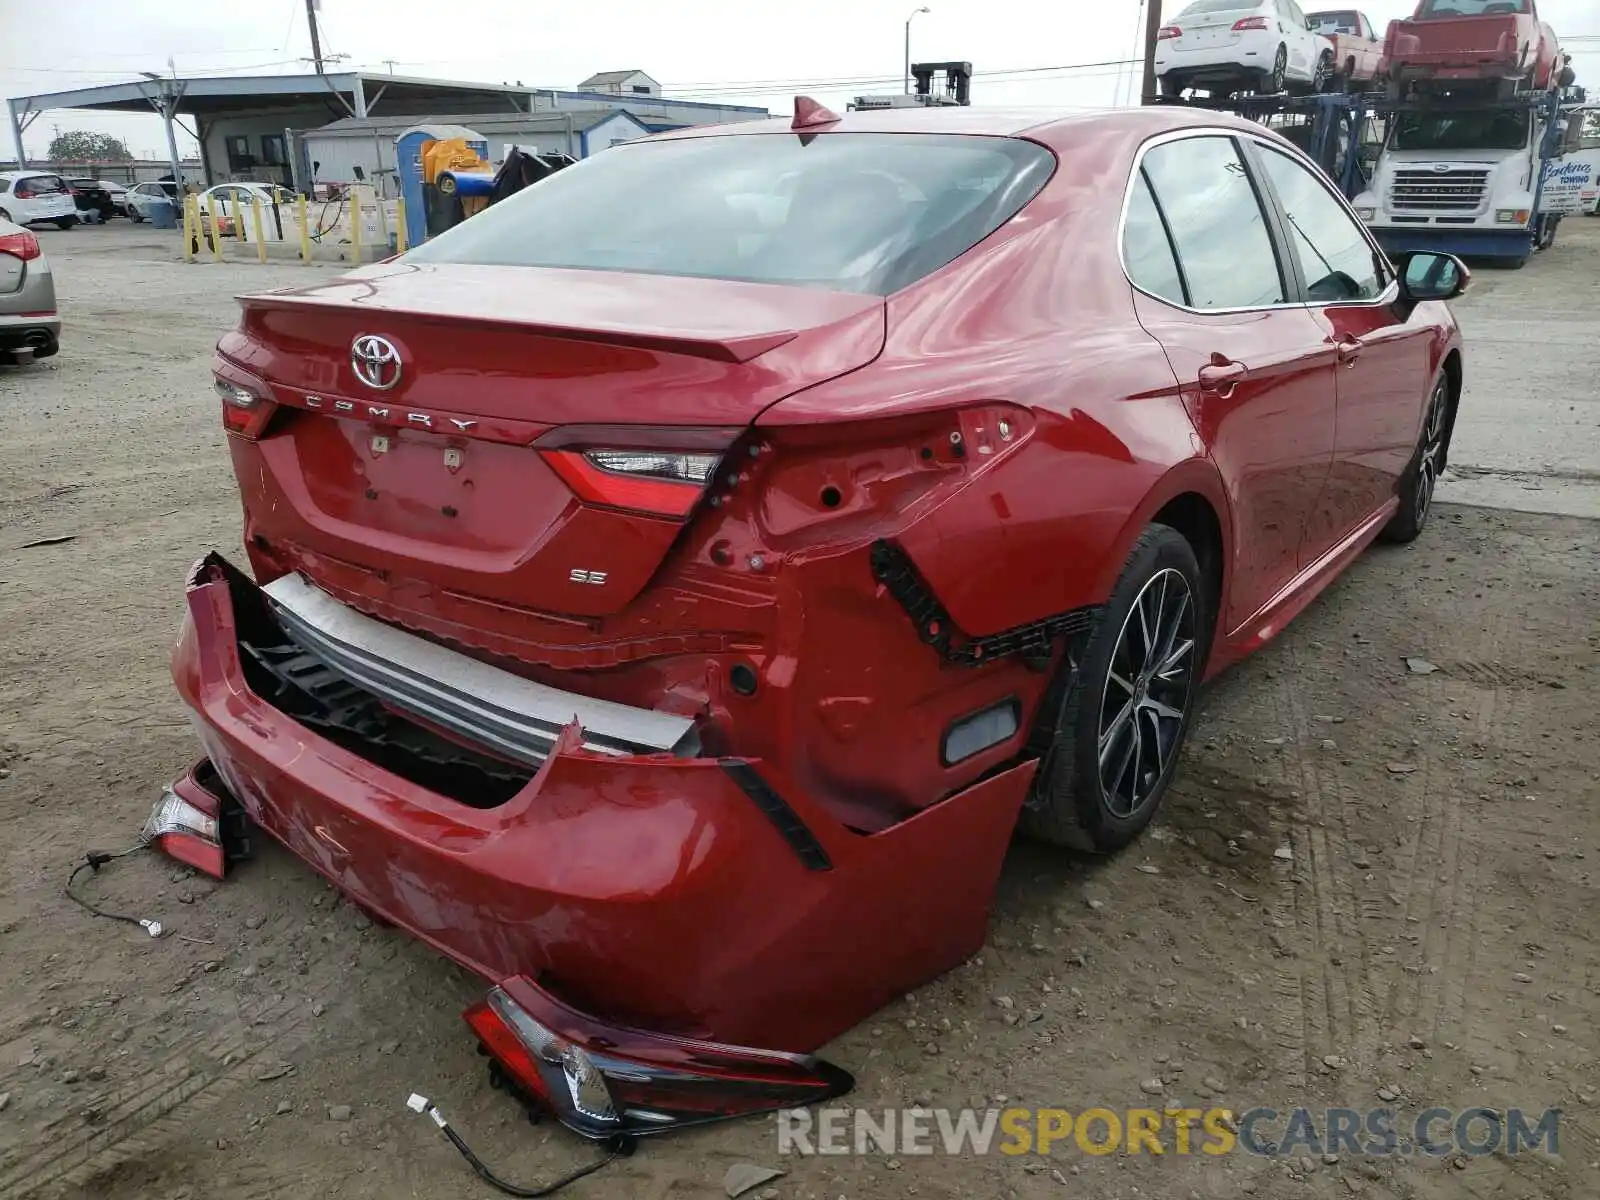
[
  {"x1": 1438, "y1": 347, "x2": 1463, "y2": 473},
  {"x1": 1095, "y1": 459, "x2": 1234, "y2": 660}
]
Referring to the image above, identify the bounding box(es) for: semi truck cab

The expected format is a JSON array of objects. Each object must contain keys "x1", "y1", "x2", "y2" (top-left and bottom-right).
[{"x1": 1354, "y1": 104, "x2": 1550, "y2": 265}]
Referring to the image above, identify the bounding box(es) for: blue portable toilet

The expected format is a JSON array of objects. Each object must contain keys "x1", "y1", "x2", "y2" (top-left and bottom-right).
[{"x1": 395, "y1": 123, "x2": 488, "y2": 248}]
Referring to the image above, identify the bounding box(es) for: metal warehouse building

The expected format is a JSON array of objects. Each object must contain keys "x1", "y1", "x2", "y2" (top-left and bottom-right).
[
  {"x1": 301, "y1": 109, "x2": 652, "y2": 194},
  {"x1": 6, "y1": 70, "x2": 766, "y2": 196}
]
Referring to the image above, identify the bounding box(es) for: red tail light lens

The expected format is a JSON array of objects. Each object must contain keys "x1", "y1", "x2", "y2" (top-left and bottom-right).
[
  {"x1": 1232, "y1": 15, "x2": 1270, "y2": 29},
  {"x1": 213, "y1": 359, "x2": 280, "y2": 439},
  {"x1": 1157, "y1": 24, "x2": 1182, "y2": 39},
  {"x1": 465, "y1": 977, "x2": 854, "y2": 1140},
  {"x1": 536, "y1": 425, "x2": 739, "y2": 518},
  {"x1": 0, "y1": 230, "x2": 40, "y2": 262}
]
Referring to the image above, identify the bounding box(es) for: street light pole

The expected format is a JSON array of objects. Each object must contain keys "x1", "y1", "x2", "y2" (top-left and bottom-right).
[{"x1": 905, "y1": 6, "x2": 930, "y2": 95}]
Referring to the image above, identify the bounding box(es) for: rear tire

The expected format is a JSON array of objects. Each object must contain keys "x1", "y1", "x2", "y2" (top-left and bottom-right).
[
  {"x1": 1310, "y1": 50, "x2": 1334, "y2": 92},
  {"x1": 1159, "y1": 74, "x2": 1183, "y2": 99},
  {"x1": 1263, "y1": 44, "x2": 1288, "y2": 94},
  {"x1": 0, "y1": 208, "x2": 10, "y2": 223},
  {"x1": 1020, "y1": 524, "x2": 1209, "y2": 853},
  {"x1": 55, "y1": 217, "x2": 76, "y2": 230},
  {"x1": 1381, "y1": 371, "x2": 1450, "y2": 545}
]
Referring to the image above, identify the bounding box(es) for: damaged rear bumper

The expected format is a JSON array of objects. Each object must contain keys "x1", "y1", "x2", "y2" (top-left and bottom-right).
[{"x1": 171, "y1": 553, "x2": 1036, "y2": 1054}]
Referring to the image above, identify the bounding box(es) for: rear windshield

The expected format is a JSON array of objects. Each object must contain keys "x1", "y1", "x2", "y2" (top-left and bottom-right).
[
  {"x1": 1307, "y1": 10, "x2": 1361, "y2": 31},
  {"x1": 20, "y1": 175, "x2": 68, "y2": 194},
  {"x1": 1417, "y1": 0, "x2": 1529, "y2": 15},
  {"x1": 1176, "y1": 0, "x2": 1265, "y2": 14},
  {"x1": 404, "y1": 132, "x2": 1055, "y2": 296},
  {"x1": 1390, "y1": 110, "x2": 1530, "y2": 150}
]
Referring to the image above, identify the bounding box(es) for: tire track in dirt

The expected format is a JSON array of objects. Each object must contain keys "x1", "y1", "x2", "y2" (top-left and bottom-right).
[
  {"x1": 1278, "y1": 662, "x2": 1382, "y2": 1071},
  {"x1": 0, "y1": 977, "x2": 343, "y2": 1199}
]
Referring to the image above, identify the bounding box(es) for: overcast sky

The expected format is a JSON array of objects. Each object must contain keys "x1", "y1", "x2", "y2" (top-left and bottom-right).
[{"x1": 2, "y1": 0, "x2": 1597, "y2": 161}]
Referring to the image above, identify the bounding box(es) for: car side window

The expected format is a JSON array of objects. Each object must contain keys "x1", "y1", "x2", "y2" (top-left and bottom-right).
[
  {"x1": 0, "y1": 179, "x2": 9, "y2": 195},
  {"x1": 1123, "y1": 170, "x2": 1187, "y2": 306},
  {"x1": 1140, "y1": 136, "x2": 1288, "y2": 310},
  {"x1": 1256, "y1": 145, "x2": 1386, "y2": 302}
]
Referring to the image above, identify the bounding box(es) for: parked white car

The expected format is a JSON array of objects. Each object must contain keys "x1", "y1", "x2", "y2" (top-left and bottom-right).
[
  {"x1": 125, "y1": 181, "x2": 178, "y2": 222},
  {"x1": 1156, "y1": 0, "x2": 1335, "y2": 98},
  {"x1": 0, "y1": 171, "x2": 80, "y2": 229}
]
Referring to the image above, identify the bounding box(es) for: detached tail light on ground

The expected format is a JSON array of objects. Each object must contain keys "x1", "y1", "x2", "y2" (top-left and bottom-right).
[
  {"x1": 465, "y1": 978, "x2": 854, "y2": 1140},
  {"x1": 144, "y1": 760, "x2": 253, "y2": 879}
]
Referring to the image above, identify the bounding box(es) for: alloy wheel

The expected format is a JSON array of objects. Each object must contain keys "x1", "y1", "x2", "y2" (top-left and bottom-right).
[
  {"x1": 1096, "y1": 568, "x2": 1197, "y2": 819},
  {"x1": 1313, "y1": 53, "x2": 1332, "y2": 91},
  {"x1": 1414, "y1": 377, "x2": 1449, "y2": 526},
  {"x1": 1271, "y1": 47, "x2": 1287, "y2": 93}
]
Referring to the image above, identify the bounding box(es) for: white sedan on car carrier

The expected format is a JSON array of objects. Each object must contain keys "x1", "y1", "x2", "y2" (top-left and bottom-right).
[{"x1": 1157, "y1": 0, "x2": 1335, "y2": 97}]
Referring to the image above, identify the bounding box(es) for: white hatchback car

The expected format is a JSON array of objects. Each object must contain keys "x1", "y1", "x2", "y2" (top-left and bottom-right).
[
  {"x1": 1156, "y1": 0, "x2": 1335, "y2": 98},
  {"x1": 0, "y1": 171, "x2": 80, "y2": 229},
  {"x1": 125, "y1": 181, "x2": 179, "y2": 221}
]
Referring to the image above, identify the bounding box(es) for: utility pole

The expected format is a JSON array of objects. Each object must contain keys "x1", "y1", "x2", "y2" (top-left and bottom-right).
[
  {"x1": 1140, "y1": 0, "x2": 1164, "y2": 104},
  {"x1": 306, "y1": 0, "x2": 326, "y2": 74}
]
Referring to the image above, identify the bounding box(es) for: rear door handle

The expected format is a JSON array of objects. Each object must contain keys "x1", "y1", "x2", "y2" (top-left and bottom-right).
[
  {"x1": 1332, "y1": 335, "x2": 1364, "y2": 366},
  {"x1": 1198, "y1": 356, "x2": 1247, "y2": 394}
]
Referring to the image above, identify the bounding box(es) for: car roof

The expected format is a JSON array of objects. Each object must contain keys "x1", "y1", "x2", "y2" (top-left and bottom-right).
[{"x1": 647, "y1": 103, "x2": 1286, "y2": 152}]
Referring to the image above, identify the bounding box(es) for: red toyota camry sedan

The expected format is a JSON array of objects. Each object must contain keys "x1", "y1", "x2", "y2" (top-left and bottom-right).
[{"x1": 162, "y1": 101, "x2": 1465, "y2": 1139}]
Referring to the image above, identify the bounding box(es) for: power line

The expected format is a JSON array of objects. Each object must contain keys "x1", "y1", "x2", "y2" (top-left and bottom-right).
[{"x1": 660, "y1": 57, "x2": 1142, "y2": 91}]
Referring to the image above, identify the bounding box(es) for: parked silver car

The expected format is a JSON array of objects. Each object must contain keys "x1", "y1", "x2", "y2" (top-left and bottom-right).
[{"x1": 0, "y1": 215, "x2": 60, "y2": 362}]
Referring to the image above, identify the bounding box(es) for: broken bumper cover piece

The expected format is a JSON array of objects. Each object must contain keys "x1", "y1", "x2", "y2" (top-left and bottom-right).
[{"x1": 171, "y1": 553, "x2": 1036, "y2": 1053}]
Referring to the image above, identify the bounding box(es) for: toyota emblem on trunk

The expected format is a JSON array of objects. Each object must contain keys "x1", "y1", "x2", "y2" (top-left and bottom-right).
[{"x1": 351, "y1": 334, "x2": 402, "y2": 390}]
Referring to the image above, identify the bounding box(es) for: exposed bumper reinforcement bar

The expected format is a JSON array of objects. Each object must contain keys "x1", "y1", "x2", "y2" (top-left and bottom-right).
[{"x1": 263, "y1": 572, "x2": 699, "y2": 768}]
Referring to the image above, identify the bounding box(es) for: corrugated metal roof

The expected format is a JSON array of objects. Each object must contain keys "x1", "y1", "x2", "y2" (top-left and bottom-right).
[{"x1": 306, "y1": 110, "x2": 640, "y2": 139}]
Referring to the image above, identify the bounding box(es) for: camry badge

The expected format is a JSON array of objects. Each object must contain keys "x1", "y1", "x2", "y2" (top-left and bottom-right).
[{"x1": 351, "y1": 334, "x2": 402, "y2": 391}]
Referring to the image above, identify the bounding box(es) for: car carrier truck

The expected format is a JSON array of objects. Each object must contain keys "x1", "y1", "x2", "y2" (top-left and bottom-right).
[{"x1": 1351, "y1": 87, "x2": 1590, "y2": 266}]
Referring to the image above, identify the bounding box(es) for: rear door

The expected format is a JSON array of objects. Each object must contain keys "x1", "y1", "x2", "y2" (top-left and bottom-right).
[
  {"x1": 1126, "y1": 133, "x2": 1339, "y2": 635},
  {"x1": 1280, "y1": 0, "x2": 1315, "y2": 76},
  {"x1": 1249, "y1": 141, "x2": 1433, "y2": 547}
]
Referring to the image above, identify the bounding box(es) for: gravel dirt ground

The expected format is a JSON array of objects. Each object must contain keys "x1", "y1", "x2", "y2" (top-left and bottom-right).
[{"x1": 1, "y1": 221, "x2": 1596, "y2": 1200}]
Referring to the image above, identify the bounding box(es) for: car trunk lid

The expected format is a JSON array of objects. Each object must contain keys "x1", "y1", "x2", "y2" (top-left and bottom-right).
[{"x1": 222, "y1": 262, "x2": 885, "y2": 620}]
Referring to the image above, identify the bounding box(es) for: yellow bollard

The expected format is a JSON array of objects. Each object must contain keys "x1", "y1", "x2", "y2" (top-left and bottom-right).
[
  {"x1": 375, "y1": 190, "x2": 390, "y2": 250},
  {"x1": 351, "y1": 189, "x2": 363, "y2": 264},
  {"x1": 297, "y1": 195, "x2": 311, "y2": 263},
  {"x1": 181, "y1": 195, "x2": 195, "y2": 263},
  {"x1": 251, "y1": 197, "x2": 267, "y2": 264},
  {"x1": 395, "y1": 198, "x2": 408, "y2": 253}
]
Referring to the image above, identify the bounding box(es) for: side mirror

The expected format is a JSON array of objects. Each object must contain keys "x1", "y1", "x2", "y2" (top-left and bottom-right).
[
  {"x1": 1560, "y1": 114, "x2": 1584, "y2": 153},
  {"x1": 1394, "y1": 251, "x2": 1469, "y2": 302}
]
